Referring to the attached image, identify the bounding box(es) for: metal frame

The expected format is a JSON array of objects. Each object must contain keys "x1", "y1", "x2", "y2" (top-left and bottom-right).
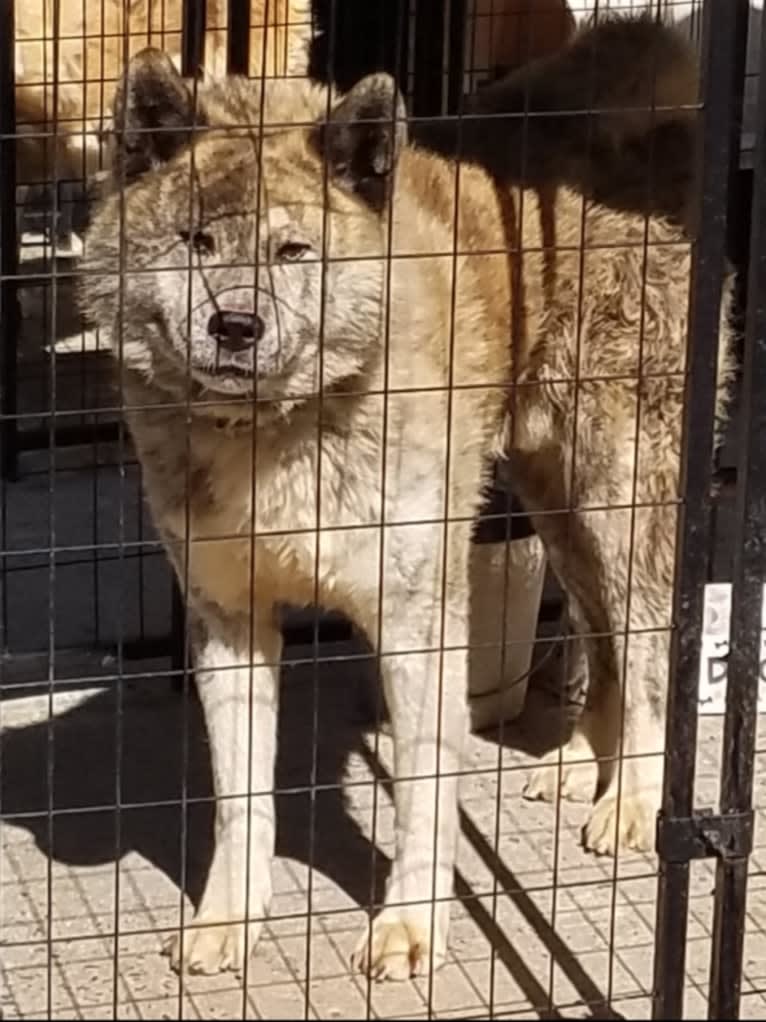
[
  {"x1": 0, "y1": 0, "x2": 19, "y2": 482},
  {"x1": 707, "y1": 6, "x2": 766, "y2": 1014},
  {"x1": 652, "y1": 3, "x2": 753, "y2": 1018}
]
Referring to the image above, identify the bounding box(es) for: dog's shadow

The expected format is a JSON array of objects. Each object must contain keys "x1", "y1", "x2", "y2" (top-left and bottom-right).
[
  {"x1": 1, "y1": 634, "x2": 620, "y2": 1018},
  {"x1": 0, "y1": 646, "x2": 389, "y2": 914}
]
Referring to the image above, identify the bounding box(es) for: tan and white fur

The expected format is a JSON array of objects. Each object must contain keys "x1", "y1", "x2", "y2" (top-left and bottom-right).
[
  {"x1": 80, "y1": 49, "x2": 734, "y2": 980},
  {"x1": 15, "y1": 0, "x2": 311, "y2": 184}
]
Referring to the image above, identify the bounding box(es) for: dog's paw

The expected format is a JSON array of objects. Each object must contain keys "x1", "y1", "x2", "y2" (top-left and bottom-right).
[
  {"x1": 163, "y1": 917, "x2": 263, "y2": 975},
  {"x1": 583, "y1": 789, "x2": 660, "y2": 855},
  {"x1": 523, "y1": 744, "x2": 597, "y2": 805},
  {"x1": 351, "y1": 909, "x2": 447, "y2": 982}
]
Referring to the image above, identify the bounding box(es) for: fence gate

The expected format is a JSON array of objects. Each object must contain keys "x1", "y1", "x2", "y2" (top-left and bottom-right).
[{"x1": 654, "y1": 1, "x2": 764, "y2": 1019}]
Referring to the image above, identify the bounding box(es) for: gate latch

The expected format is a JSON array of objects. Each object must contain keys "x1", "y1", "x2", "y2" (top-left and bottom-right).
[{"x1": 656, "y1": 808, "x2": 754, "y2": 863}]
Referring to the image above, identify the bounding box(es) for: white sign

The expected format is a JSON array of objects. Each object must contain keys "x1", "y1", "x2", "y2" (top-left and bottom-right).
[{"x1": 697, "y1": 582, "x2": 766, "y2": 714}]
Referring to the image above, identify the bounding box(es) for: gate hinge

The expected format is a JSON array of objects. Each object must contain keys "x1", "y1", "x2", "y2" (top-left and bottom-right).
[{"x1": 656, "y1": 808, "x2": 754, "y2": 863}]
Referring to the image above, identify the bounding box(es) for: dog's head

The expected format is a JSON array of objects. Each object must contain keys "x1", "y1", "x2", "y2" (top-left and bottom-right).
[{"x1": 81, "y1": 49, "x2": 407, "y2": 414}]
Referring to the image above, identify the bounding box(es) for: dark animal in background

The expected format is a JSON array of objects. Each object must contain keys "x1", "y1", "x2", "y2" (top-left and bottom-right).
[{"x1": 413, "y1": 15, "x2": 700, "y2": 230}]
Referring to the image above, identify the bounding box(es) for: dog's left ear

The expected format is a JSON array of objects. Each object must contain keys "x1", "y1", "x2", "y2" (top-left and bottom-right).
[{"x1": 314, "y1": 73, "x2": 407, "y2": 212}]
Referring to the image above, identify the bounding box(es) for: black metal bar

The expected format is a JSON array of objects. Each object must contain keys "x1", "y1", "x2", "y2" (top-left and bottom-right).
[
  {"x1": 169, "y1": 578, "x2": 187, "y2": 694},
  {"x1": 411, "y1": 0, "x2": 468, "y2": 117},
  {"x1": 182, "y1": 0, "x2": 208, "y2": 77},
  {"x1": 657, "y1": 809, "x2": 754, "y2": 863},
  {"x1": 709, "y1": 857, "x2": 750, "y2": 1018},
  {"x1": 474, "y1": 459, "x2": 536, "y2": 544},
  {"x1": 309, "y1": 1, "x2": 411, "y2": 95},
  {"x1": 175, "y1": 0, "x2": 208, "y2": 690},
  {"x1": 15, "y1": 421, "x2": 121, "y2": 452},
  {"x1": 411, "y1": 0, "x2": 447, "y2": 118},
  {"x1": 725, "y1": 4, "x2": 752, "y2": 264},
  {"x1": 707, "y1": 10, "x2": 766, "y2": 1018},
  {"x1": 170, "y1": 579, "x2": 187, "y2": 679},
  {"x1": 0, "y1": 612, "x2": 360, "y2": 701},
  {"x1": 652, "y1": 1, "x2": 750, "y2": 1018},
  {"x1": 227, "y1": 0, "x2": 250, "y2": 75},
  {"x1": 446, "y1": 0, "x2": 467, "y2": 115},
  {"x1": 0, "y1": 0, "x2": 19, "y2": 481}
]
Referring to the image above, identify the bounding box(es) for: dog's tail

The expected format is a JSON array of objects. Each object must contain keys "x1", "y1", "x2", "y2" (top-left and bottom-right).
[{"x1": 412, "y1": 14, "x2": 699, "y2": 228}]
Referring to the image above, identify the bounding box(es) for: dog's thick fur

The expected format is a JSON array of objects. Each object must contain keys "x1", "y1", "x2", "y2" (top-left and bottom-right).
[
  {"x1": 414, "y1": 14, "x2": 700, "y2": 230},
  {"x1": 80, "y1": 48, "x2": 734, "y2": 980},
  {"x1": 15, "y1": 0, "x2": 311, "y2": 184}
]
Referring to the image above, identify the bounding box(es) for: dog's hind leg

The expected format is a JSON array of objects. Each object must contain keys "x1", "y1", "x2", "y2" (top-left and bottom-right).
[
  {"x1": 577, "y1": 501, "x2": 673, "y2": 857},
  {"x1": 514, "y1": 439, "x2": 672, "y2": 856}
]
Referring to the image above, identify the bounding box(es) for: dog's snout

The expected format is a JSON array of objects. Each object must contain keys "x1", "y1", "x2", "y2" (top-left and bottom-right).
[{"x1": 207, "y1": 310, "x2": 264, "y2": 352}]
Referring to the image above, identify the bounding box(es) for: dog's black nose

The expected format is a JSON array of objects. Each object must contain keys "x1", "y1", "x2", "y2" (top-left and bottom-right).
[{"x1": 207, "y1": 310, "x2": 264, "y2": 352}]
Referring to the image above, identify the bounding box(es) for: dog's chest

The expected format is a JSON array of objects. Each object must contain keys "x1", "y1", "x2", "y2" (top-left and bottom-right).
[{"x1": 162, "y1": 421, "x2": 385, "y2": 611}]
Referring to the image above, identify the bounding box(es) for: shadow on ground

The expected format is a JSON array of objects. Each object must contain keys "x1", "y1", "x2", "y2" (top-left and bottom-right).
[{"x1": 1, "y1": 643, "x2": 618, "y2": 1019}]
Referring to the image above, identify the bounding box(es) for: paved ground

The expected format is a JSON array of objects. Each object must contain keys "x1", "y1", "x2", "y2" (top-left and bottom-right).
[{"x1": 1, "y1": 647, "x2": 765, "y2": 1019}]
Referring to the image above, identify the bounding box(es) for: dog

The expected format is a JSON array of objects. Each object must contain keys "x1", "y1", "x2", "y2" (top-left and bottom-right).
[
  {"x1": 79, "y1": 46, "x2": 734, "y2": 979},
  {"x1": 411, "y1": 12, "x2": 704, "y2": 746},
  {"x1": 14, "y1": 0, "x2": 311, "y2": 185},
  {"x1": 413, "y1": 14, "x2": 700, "y2": 230}
]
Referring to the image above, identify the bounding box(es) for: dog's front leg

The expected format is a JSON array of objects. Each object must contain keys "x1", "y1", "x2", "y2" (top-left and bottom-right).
[
  {"x1": 165, "y1": 607, "x2": 282, "y2": 975},
  {"x1": 353, "y1": 534, "x2": 470, "y2": 981}
]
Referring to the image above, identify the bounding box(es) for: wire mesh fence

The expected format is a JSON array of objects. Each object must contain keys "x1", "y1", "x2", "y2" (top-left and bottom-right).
[{"x1": 0, "y1": 0, "x2": 764, "y2": 1018}]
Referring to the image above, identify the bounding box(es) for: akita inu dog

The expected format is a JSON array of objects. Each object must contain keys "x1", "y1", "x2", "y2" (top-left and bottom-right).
[{"x1": 80, "y1": 47, "x2": 733, "y2": 978}]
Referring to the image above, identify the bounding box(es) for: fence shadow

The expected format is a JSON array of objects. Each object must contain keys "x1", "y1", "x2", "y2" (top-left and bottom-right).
[
  {"x1": 0, "y1": 655, "x2": 388, "y2": 913},
  {"x1": 2, "y1": 640, "x2": 619, "y2": 1018}
]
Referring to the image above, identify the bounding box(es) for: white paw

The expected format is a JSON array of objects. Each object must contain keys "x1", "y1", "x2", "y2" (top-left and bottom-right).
[
  {"x1": 583, "y1": 790, "x2": 660, "y2": 855},
  {"x1": 163, "y1": 917, "x2": 263, "y2": 975},
  {"x1": 523, "y1": 748, "x2": 597, "y2": 804},
  {"x1": 351, "y1": 908, "x2": 447, "y2": 982}
]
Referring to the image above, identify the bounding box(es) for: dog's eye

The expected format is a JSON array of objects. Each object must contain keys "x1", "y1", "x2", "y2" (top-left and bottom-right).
[
  {"x1": 179, "y1": 229, "x2": 215, "y2": 256},
  {"x1": 276, "y1": 241, "x2": 311, "y2": 262}
]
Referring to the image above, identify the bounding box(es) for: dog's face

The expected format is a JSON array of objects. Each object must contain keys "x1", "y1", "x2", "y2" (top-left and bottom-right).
[{"x1": 81, "y1": 50, "x2": 407, "y2": 412}]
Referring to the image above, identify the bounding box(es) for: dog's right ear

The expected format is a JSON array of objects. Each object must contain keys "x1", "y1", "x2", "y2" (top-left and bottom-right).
[
  {"x1": 112, "y1": 47, "x2": 206, "y2": 182},
  {"x1": 313, "y1": 73, "x2": 407, "y2": 212}
]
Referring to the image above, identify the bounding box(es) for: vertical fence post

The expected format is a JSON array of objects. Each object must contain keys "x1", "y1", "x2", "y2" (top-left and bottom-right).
[
  {"x1": 0, "y1": 0, "x2": 19, "y2": 482},
  {"x1": 227, "y1": 0, "x2": 250, "y2": 75},
  {"x1": 172, "y1": 0, "x2": 209, "y2": 681},
  {"x1": 182, "y1": 0, "x2": 208, "y2": 76},
  {"x1": 411, "y1": 0, "x2": 466, "y2": 118},
  {"x1": 446, "y1": 0, "x2": 467, "y2": 115},
  {"x1": 652, "y1": 0, "x2": 750, "y2": 1018},
  {"x1": 707, "y1": 9, "x2": 766, "y2": 1018}
]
